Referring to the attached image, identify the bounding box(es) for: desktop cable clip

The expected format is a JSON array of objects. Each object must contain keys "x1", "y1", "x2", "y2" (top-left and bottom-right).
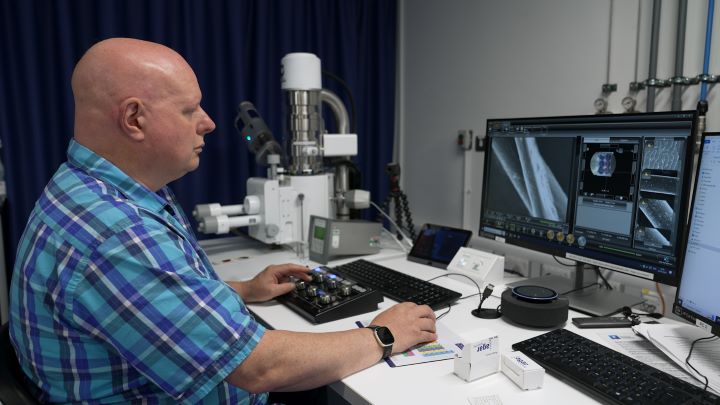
[{"x1": 472, "y1": 284, "x2": 502, "y2": 319}]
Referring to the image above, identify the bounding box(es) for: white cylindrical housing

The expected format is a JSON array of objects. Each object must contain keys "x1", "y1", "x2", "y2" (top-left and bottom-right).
[
  {"x1": 199, "y1": 214, "x2": 263, "y2": 234},
  {"x1": 243, "y1": 196, "x2": 261, "y2": 215},
  {"x1": 193, "y1": 203, "x2": 246, "y2": 219},
  {"x1": 281, "y1": 53, "x2": 321, "y2": 90}
]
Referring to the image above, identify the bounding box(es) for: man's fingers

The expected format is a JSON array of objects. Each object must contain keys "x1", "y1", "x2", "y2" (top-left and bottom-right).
[
  {"x1": 269, "y1": 264, "x2": 311, "y2": 280},
  {"x1": 274, "y1": 282, "x2": 296, "y2": 296},
  {"x1": 416, "y1": 317, "x2": 436, "y2": 333},
  {"x1": 418, "y1": 331, "x2": 438, "y2": 344},
  {"x1": 413, "y1": 304, "x2": 437, "y2": 320}
]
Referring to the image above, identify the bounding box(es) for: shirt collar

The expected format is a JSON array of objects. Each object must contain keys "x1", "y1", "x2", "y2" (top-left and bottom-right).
[{"x1": 67, "y1": 139, "x2": 171, "y2": 214}]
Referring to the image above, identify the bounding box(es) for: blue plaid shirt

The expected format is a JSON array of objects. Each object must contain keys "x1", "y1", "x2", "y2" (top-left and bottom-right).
[{"x1": 9, "y1": 139, "x2": 267, "y2": 404}]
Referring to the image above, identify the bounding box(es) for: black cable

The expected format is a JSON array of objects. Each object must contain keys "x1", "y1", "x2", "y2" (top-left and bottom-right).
[
  {"x1": 322, "y1": 70, "x2": 357, "y2": 133},
  {"x1": 425, "y1": 274, "x2": 500, "y2": 318},
  {"x1": 685, "y1": 335, "x2": 718, "y2": 394},
  {"x1": 504, "y1": 269, "x2": 524, "y2": 277},
  {"x1": 621, "y1": 307, "x2": 663, "y2": 325},
  {"x1": 594, "y1": 267, "x2": 613, "y2": 290},
  {"x1": 436, "y1": 304, "x2": 452, "y2": 320},
  {"x1": 562, "y1": 282, "x2": 600, "y2": 295},
  {"x1": 426, "y1": 273, "x2": 482, "y2": 298},
  {"x1": 552, "y1": 256, "x2": 612, "y2": 291}
]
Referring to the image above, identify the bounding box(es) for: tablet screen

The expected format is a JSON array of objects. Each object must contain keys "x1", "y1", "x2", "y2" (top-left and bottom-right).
[{"x1": 407, "y1": 224, "x2": 473, "y2": 269}]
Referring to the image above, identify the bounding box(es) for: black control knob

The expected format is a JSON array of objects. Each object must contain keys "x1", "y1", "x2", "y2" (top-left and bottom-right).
[
  {"x1": 339, "y1": 285, "x2": 352, "y2": 297},
  {"x1": 313, "y1": 273, "x2": 325, "y2": 283},
  {"x1": 307, "y1": 286, "x2": 318, "y2": 297},
  {"x1": 295, "y1": 280, "x2": 306, "y2": 290},
  {"x1": 319, "y1": 295, "x2": 331, "y2": 305},
  {"x1": 326, "y1": 278, "x2": 338, "y2": 290}
]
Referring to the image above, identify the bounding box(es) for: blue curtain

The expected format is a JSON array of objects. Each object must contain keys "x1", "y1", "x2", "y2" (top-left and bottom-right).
[{"x1": 0, "y1": 0, "x2": 397, "y2": 267}]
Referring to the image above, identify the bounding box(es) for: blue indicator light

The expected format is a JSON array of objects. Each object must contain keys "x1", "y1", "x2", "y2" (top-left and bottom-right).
[{"x1": 246, "y1": 135, "x2": 252, "y2": 141}]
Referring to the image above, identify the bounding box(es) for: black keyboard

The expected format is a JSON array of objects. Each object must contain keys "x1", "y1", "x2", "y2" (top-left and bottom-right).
[
  {"x1": 331, "y1": 259, "x2": 462, "y2": 310},
  {"x1": 512, "y1": 328, "x2": 720, "y2": 405}
]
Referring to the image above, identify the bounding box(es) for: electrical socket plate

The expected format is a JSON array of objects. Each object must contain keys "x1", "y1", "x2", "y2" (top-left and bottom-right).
[{"x1": 447, "y1": 247, "x2": 504, "y2": 288}]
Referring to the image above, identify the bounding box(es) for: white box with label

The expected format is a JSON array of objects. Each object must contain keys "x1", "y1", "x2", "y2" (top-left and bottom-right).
[
  {"x1": 453, "y1": 328, "x2": 500, "y2": 382},
  {"x1": 501, "y1": 351, "x2": 544, "y2": 390}
]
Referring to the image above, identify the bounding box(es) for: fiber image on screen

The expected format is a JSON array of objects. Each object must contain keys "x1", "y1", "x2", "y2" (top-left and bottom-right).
[
  {"x1": 633, "y1": 138, "x2": 686, "y2": 252},
  {"x1": 579, "y1": 142, "x2": 637, "y2": 201},
  {"x1": 484, "y1": 137, "x2": 575, "y2": 222}
]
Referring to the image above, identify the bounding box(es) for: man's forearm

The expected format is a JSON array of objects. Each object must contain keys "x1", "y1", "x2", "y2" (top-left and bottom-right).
[
  {"x1": 225, "y1": 328, "x2": 383, "y2": 393},
  {"x1": 226, "y1": 280, "x2": 252, "y2": 302}
]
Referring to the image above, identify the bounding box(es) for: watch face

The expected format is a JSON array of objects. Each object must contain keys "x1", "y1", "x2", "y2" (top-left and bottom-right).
[{"x1": 375, "y1": 326, "x2": 395, "y2": 345}]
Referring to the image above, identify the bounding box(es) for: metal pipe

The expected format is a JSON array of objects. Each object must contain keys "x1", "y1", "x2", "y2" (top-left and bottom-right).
[
  {"x1": 646, "y1": 0, "x2": 662, "y2": 112},
  {"x1": 700, "y1": 0, "x2": 715, "y2": 102},
  {"x1": 606, "y1": 0, "x2": 614, "y2": 86},
  {"x1": 633, "y1": 0, "x2": 642, "y2": 84},
  {"x1": 320, "y1": 89, "x2": 350, "y2": 134},
  {"x1": 321, "y1": 89, "x2": 352, "y2": 219},
  {"x1": 672, "y1": 0, "x2": 688, "y2": 110}
]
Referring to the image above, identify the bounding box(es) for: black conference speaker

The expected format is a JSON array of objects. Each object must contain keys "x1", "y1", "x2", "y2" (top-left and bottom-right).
[{"x1": 501, "y1": 286, "x2": 569, "y2": 328}]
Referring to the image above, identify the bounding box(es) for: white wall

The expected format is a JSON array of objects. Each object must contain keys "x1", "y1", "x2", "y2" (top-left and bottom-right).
[{"x1": 397, "y1": 0, "x2": 720, "y2": 313}]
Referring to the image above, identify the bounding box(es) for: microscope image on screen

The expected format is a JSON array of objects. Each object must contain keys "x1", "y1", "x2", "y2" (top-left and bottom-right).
[
  {"x1": 634, "y1": 138, "x2": 686, "y2": 252},
  {"x1": 579, "y1": 142, "x2": 637, "y2": 202},
  {"x1": 485, "y1": 137, "x2": 574, "y2": 223}
]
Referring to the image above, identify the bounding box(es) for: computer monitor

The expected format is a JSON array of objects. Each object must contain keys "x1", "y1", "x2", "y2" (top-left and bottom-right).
[
  {"x1": 673, "y1": 132, "x2": 720, "y2": 337},
  {"x1": 479, "y1": 111, "x2": 697, "y2": 316}
]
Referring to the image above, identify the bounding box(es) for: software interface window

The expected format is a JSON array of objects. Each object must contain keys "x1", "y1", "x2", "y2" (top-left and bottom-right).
[
  {"x1": 480, "y1": 114, "x2": 694, "y2": 283},
  {"x1": 677, "y1": 136, "x2": 720, "y2": 325}
]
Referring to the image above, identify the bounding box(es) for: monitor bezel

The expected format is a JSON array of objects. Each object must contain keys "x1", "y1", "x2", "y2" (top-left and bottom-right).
[
  {"x1": 673, "y1": 132, "x2": 720, "y2": 337},
  {"x1": 478, "y1": 111, "x2": 698, "y2": 287}
]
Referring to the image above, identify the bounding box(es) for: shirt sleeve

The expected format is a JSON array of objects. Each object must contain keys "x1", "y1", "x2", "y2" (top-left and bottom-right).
[{"x1": 68, "y1": 220, "x2": 265, "y2": 403}]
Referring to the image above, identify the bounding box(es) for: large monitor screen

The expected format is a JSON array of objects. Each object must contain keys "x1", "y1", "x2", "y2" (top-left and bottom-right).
[
  {"x1": 479, "y1": 112, "x2": 696, "y2": 286},
  {"x1": 674, "y1": 133, "x2": 720, "y2": 337}
]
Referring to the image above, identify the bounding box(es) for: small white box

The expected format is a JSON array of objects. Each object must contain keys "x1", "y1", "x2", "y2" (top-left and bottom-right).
[
  {"x1": 323, "y1": 134, "x2": 358, "y2": 156},
  {"x1": 501, "y1": 351, "x2": 545, "y2": 390},
  {"x1": 447, "y1": 247, "x2": 504, "y2": 288},
  {"x1": 454, "y1": 328, "x2": 500, "y2": 382}
]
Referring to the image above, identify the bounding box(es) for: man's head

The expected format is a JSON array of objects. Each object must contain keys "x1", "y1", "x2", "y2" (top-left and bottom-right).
[{"x1": 71, "y1": 38, "x2": 216, "y2": 191}]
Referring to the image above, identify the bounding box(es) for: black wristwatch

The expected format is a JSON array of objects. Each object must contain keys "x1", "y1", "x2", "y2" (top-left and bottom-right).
[{"x1": 366, "y1": 325, "x2": 394, "y2": 359}]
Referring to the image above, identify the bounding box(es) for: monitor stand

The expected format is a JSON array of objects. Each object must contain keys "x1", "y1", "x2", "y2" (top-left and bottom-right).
[{"x1": 507, "y1": 264, "x2": 644, "y2": 316}]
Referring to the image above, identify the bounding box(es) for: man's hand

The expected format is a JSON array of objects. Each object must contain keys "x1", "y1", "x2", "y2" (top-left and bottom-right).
[
  {"x1": 369, "y1": 302, "x2": 437, "y2": 354},
  {"x1": 230, "y1": 263, "x2": 311, "y2": 303}
]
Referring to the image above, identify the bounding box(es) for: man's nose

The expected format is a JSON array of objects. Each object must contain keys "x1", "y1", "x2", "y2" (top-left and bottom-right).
[{"x1": 199, "y1": 107, "x2": 216, "y2": 135}]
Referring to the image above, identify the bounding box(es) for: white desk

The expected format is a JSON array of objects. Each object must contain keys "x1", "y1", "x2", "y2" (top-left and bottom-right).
[{"x1": 201, "y1": 236, "x2": 676, "y2": 405}]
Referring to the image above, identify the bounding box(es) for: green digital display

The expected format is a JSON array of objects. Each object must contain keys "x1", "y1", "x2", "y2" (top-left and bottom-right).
[{"x1": 313, "y1": 225, "x2": 326, "y2": 240}]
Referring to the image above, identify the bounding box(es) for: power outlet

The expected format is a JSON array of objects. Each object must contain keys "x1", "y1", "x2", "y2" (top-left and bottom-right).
[{"x1": 457, "y1": 129, "x2": 473, "y2": 150}]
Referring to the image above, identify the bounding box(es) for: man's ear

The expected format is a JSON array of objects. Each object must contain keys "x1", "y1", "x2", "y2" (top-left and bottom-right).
[{"x1": 119, "y1": 97, "x2": 146, "y2": 141}]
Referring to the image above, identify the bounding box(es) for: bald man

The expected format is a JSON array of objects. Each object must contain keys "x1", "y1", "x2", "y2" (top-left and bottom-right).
[{"x1": 9, "y1": 38, "x2": 437, "y2": 404}]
